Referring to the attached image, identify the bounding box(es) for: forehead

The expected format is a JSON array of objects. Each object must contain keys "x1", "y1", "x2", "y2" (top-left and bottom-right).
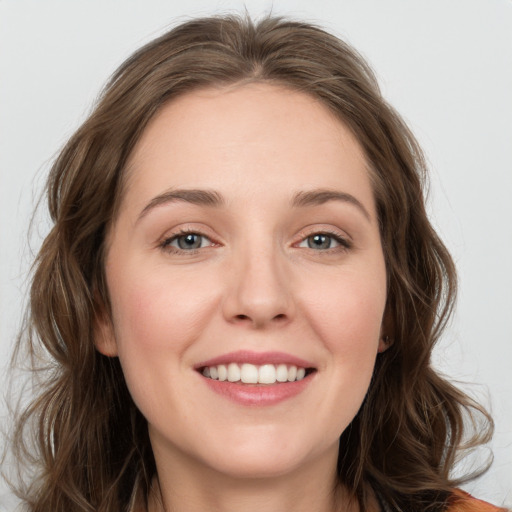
[{"x1": 120, "y1": 83, "x2": 375, "y2": 217}]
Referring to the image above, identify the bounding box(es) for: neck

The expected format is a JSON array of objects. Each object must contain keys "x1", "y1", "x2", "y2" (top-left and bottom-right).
[{"x1": 147, "y1": 443, "x2": 360, "y2": 512}]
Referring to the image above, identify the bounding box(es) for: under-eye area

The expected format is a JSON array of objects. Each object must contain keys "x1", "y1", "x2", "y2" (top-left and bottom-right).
[{"x1": 199, "y1": 363, "x2": 317, "y2": 385}]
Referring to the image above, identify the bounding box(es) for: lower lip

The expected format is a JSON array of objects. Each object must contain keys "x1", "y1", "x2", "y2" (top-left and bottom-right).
[{"x1": 200, "y1": 374, "x2": 313, "y2": 406}]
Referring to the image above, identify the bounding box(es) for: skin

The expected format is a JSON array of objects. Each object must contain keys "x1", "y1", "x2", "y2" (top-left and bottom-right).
[{"x1": 96, "y1": 83, "x2": 388, "y2": 512}]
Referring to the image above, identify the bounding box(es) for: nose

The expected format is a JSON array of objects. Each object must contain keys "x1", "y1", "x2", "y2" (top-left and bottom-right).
[{"x1": 222, "y1": 245, "x2": 295, "y2": 329}]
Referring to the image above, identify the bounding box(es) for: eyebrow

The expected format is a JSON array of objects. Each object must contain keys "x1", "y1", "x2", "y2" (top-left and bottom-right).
[
  {"x1": 291, "y1": 189, "x2": 371, "y2": 221},
  {"x1": 137, "y1": 187, "x2": 371, "y2": 222},
  {"x1": 137, "y1": 189, "x2": 224, "y2": 221}
]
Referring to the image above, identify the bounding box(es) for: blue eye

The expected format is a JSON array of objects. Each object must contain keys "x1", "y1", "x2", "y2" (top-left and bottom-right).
[
  {"x1": 164, "y1": 232, "x2": 212, "y2": 251},
  {"x1": 298, "y1": 233, "x2": 348, "y2": 250}
]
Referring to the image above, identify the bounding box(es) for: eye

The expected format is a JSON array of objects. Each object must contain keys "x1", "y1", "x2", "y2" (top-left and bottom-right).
[
  {"x1": 297, "y1": 232, "x2": 349, "y2": 250},
  {"x1": 161, "y1": 231, "x2": 213, "y2": 252}
]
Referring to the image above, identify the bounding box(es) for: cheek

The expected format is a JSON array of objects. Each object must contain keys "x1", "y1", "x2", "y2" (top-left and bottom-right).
[
  {"x1": 298, "y1": 265, "x2": 386, "y2": 401},
  {"x1": 323, "y1": 294, "x2": 383, "y2": 392},
  {"x1": 110, "y1": 266, "x2": 216, "y2": 353},
  {"x1": 106, "y1": 264, "x2": 220, "y2": 411},
  {"x1": 300, "y1": 267, "x2": 386, "y2": 352}
]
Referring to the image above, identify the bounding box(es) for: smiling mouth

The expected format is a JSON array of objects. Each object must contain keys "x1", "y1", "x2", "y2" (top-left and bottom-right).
[{"x1": 199, "y1": 363, "x2": 316, "y2": 385}]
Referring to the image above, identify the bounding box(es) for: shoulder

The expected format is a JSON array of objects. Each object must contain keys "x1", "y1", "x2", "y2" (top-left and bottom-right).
[{"x1": 446, "y1": 489, "x2": 509, "y2": 512}]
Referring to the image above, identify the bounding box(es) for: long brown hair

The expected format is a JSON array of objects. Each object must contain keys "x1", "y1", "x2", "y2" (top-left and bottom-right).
[{"x1": 7, "y1": 15, "x2": 493, "y2": 512}]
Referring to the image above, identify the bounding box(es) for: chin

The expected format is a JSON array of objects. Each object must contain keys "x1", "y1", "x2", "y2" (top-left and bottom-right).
[
  {"x1": 205, "y1": 449, "x2": 309, "y2": 480},
  {"x1": 196, "y1": 426, "x2": 336, "y2": 480}
]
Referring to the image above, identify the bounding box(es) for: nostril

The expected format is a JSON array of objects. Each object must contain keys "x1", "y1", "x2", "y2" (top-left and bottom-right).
[{"x1": 235, "y1": 313, "x2": 287, "y2": 322}]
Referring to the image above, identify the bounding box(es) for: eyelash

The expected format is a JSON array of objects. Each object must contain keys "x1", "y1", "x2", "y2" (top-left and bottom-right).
[
  {"x1": 296, "y1": 230, "x2": 352, "y2": 252},
  {"x1": 158, "y1": 228, "x2": 352, "y2": 255},
  {"x1": 159, "y1": 229, "x2": 216, "y2": 254}
]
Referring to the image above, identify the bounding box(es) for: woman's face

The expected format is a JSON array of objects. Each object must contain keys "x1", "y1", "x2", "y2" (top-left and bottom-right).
[{"x1": 98, "y1": 83, "x2": 388, "y2": 480}]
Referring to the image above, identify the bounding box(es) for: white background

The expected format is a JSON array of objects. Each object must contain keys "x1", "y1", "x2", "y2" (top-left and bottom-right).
[{"x1": 1, "y1": 0, "x2": 511, "y2": 509}]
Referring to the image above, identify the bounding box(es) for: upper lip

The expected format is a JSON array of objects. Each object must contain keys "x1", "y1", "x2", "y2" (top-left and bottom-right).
[{"x1": 194, "y1": 350, "x2": 315, "y2": 370}]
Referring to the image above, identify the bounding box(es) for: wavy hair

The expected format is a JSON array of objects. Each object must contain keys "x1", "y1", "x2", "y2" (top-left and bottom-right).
[{"x1": 7, "y1": 14, "x2": 493, "y2": 512}]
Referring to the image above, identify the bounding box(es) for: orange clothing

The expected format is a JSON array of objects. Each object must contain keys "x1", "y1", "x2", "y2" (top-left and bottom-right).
[{"x1": 448, "y1": 489, "x2": 509, "y2": 512}]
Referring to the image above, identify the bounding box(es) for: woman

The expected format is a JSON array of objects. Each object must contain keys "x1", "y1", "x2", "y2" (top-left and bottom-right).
[{"x1": 6, "y1": 15, "x2": 506, "y2": 512}]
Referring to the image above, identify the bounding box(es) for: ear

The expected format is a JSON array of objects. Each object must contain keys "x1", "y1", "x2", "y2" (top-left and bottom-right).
[
  {"x1": 378, "y1": 335, "x2": 393, "y2": 353},
  {"x1": 378, "y1": 304, "x2": 394, "y2": 353},
  {"x1": 93, "y1": 305, "x2": 118, "y2": 357}
]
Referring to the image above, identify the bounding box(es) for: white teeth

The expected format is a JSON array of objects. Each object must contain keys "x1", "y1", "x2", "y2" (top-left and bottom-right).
[
  {"x1": 217, "y1": 364, "x2": 227, "y2": 381},
  {"x1": 240, "y1": 363, "x2": 258, "y2": 384},
  {"x1": 258, "y1": 364, "x2": 276, "y2": 384},
  {"x1": 202, "y1": 363, "x2": 310, "y2": 384},
  {"x1": 227, "y1": 362, "x2": 241, "y2": 382},
  {"x1": 276, "y1": 364, "x2": 288, "y2": 382}
]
